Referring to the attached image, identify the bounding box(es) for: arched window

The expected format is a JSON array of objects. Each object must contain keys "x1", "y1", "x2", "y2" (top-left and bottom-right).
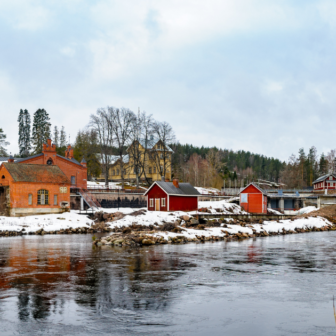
[
  {"x1": 28, "y1": 194, "x2": 32, "y2": 205},
  {"x1": 1, "y1": 175, "x2": 5, "y2": 179},
  {"x1": 37, "y1": 189, "x2": 49, "y2": 205},
  {"x1": 47, "y1": 158, "x2": 53, "y2": 165}
]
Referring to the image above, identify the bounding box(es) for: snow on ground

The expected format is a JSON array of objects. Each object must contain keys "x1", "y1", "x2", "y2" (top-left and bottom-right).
[
  {"x1": 87, "y1": 181, "x2": 122, "y2": 189},
  {"x1": 150, "y1": 216, "x2": 331, "y2": 241},
  {"x1": 0, "y1": 211, "x2": 93, "y2": 233},
  {"x1": 295, "y1": 206, "x2": 317, "y2": 215},
  {"x1": 197, "y1": 200, "x2": 248, "y2": 214},
  {"x1": 195, "y1": 187, "x2": 221, "y2": 195},
  {"x1": 268, "y1": 208, "x2": 282, "y2": 215}
]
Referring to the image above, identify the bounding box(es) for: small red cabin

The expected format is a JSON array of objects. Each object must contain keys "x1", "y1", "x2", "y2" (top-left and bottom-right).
[
  {"x1": 144, "y1": 179, "x2": 200, "y2": 212},
  {"x1": 240, "y1": 183, "x2": 268, "y2": 214}
]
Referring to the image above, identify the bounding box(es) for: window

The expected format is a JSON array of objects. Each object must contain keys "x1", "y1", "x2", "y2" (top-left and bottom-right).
[
  {"x1": 330, "y1": 176, "x2": 333, "y2": 180},
  {"x1": 71, "y1": 176, "x2": 76, "y2": 185},
  {"x1": 160, "y1": 154, "x2": 163, "y2": 159},
  {"x1": 54, "y1": 195, "x2": 58, "y2": 205},
  {"x1": 37, "y1": 190, "x2": 49, "y2": 205},
  {"x1": 112, "y1": 170, "x2": 115, "y2": 176},
  {"x1": 149, "y1": 167, "x2": 152, "y2": 174},
  {"x1": 161, "y1": 198, "x2": 166, "y2": 207},
  {"x1": 117, "y1": 169, "x2": 119, "y2": 175},
  {"x1": 241, "y1": 194, "x2": 248, "y2": 203},
  {"x1": 28, "y1": 194, "x2": 32, "y2": 205},
  {"x1": 1, "y1": 175, "x2": 4, "y2": 179},
  {"x1": 47, "y1": 159, "x2": 53, "y2": 165},
  {"x1": 154, "y1": 167, "x2": 156, "y2": 173},
  {"x1": 150, "y1": 199, "x2": 154, "y2": 207}
]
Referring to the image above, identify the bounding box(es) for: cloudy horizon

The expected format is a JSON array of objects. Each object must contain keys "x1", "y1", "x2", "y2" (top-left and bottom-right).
[{"x1": 1, "y1": 0, "x2": 336, "y2": 161}]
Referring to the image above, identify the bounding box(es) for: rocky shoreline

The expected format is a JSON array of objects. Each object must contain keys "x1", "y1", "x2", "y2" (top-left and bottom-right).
[{"x1": 93, "y1": 215, "x2": 336, "y2": 247}]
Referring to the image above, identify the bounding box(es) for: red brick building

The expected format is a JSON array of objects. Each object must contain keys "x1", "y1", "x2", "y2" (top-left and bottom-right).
[
  {"x1": 240, "y1": 183, "x2": 268, "y2": 214},
  {"x1": 0, "y1": 139, "x2": 87, "y2": 216},
  {"x1": 144, "y1": 179, "x2": 200, "y2": 212}
]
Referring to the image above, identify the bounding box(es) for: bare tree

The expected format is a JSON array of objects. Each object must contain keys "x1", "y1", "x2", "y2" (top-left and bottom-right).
[
  {"x1": 113, "y1": 107, "x2": 136, "y2": 188},
  {"x1": 89, "y1": 108, "x2": 113, "y2": 186},
  {"x1": 152, "y1": 121, "x2": 175, "y2": 179},
  {"x1": 129, "y1": 111, "x2": 154, "y2": 187}
]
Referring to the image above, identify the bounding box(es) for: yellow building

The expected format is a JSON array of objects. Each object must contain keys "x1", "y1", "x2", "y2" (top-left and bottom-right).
[{"x1": 99, "y1": 138, "x2": 173, "y2": 183}]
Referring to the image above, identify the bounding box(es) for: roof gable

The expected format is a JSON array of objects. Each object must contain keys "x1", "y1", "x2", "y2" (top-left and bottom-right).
[
  {"x1": 240, "y1": 183, "x2": 266, "y2": 195},
  {"x1": 144, "y1": 181, "x2": 200, "y2": 196},
  {"x1": 3, "y1": 163, "x2": 70, "y2": 184},
  {"x1": 313, "y1": 173, "x2": 336, "y2": 184}
]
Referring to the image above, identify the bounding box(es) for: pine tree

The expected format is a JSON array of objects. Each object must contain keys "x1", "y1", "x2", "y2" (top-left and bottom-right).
[
  {"x1": 60, "y1": 126, "x2": 66, "y2": 147},
  {"x1": 57, "y1": 126, "x2": 67, "y2": 155},
  {"x1": 18, "y1": 109, "x2": 31, "y2": 157},
  {"x1": 53, "y1": 126, "x2": 59, "y2": 147},
  {"x1": 0, "y1": 128, "x2": 9, "y2": 156},
  {"x1": 31, "y1": 109, "x2": 51, "y2": 154}
]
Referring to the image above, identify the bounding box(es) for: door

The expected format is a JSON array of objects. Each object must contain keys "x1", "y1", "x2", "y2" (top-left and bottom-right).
[{"x1": 155, "y1": 199, "x2": 160, "y2": 211}]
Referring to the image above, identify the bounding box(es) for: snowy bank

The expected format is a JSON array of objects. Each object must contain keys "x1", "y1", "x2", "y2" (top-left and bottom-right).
[{"x1": 0, "y1": 211, "x2": 94, "y2": 234}]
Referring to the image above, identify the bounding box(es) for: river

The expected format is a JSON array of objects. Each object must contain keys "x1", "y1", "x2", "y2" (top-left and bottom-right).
[{"x1": 0, "y1": 231, "x2": 335, "y2": 335}]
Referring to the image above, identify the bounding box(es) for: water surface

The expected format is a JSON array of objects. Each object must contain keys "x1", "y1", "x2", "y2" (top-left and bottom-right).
[{"x1": 0, "y1": 232, "x2": 335, "y2": 335}]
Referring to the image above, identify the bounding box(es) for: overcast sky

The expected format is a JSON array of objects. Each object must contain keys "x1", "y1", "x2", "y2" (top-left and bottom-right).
[{"x1": 1, "y1": 0, "x2": 336, "y2": 161}]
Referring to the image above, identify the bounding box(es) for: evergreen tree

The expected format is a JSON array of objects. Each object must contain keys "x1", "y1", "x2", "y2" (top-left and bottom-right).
[
  {"x1": 31, "y1": 109, "x2": 51, "y2": 153},
  {"x1": 57, "y1": 126, "x2": 67, "y2": 155},
  {"x1": 0, "y1": 128, "x2": 9, "y2": 156},
  {"x1": 18, "y1": 109, "x2": 31, "y2": 157},
  {"x1": 319, "y1": 153, "x2": 327, "y2": 175},
  {"x1": 60, "y1": 126, "x2": 67, "y2": 147},
  {"x1": 53, "y1": 126, "x2": 59, "y2": 147}
]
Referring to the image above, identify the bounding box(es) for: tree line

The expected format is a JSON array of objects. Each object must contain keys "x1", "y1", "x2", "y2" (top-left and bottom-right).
[
  {"x1": 1, "y1": 108, "x2": 332, "y2": 190},
  {"x1": 171, "y1": 144, "x2": 285, "y2": 189}
]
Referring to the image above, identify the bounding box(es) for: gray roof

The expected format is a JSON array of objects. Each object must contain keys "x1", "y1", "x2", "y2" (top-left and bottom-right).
[
  {"x1": 145, "y1": 181, "x2": 200, "y2": 196},
  {"x1": 138, "y1": 138, "x2": 173, "y2": 152},
  {"x1": 0, "y1": 153, "x2": 83, "y2": 167},
  {"x1": 57, "y1": 154, "x2": 81, "y2": 166},
  {"x1": 313, "y1": 173, "x2": 336, "y2": 184},
  {"x1": 240, "y1": 182, "x2": 267, "y2": 195}
]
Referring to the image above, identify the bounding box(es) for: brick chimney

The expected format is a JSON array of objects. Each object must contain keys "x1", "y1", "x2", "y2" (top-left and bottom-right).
[
  {"x1": 81, "y1": 158, "x2": 87, "y2": 168},
  {"x1": 173, "y1": 178, "x2": 179, "y2": 188},
  {"x1": 8, "y1": 154, "x2": 14, "y2": 163},
  {"x1": 65, "y1": 145, "x2": 74, "y2": 159}
]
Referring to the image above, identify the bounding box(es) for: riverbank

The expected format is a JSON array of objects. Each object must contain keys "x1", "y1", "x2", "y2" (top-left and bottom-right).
[
  {"x1": 94, "y1": 215, "x2": 334, "y2": 247},
  {"x1": 0, "y1": 211, "x2": 112, "y2": 237}
]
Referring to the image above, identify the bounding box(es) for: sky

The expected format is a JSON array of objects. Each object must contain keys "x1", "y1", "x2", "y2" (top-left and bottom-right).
[{"x1": 1, "y1": 0, "x2": 336, "y2": 161}]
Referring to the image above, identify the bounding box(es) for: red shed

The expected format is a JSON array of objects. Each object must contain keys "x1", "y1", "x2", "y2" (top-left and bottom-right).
[
  {"x1": 240, "y1": 183, "x2": 268, "y2": 214},
  {"x1": 144, "y1": 179, "x2": 200, "y2": 212}
]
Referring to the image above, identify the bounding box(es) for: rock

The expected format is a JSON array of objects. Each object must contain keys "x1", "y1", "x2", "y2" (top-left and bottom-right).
[
  {"x1": 122, "y1": 227, "x2": 132, "y2": 234},
  {"x1": 181, "y1": 215, "x2": 190, "y2": 221},
  {"x1": 190, "y1": 219, "x2": 199, "y2": 225},
  {"x1": 142, "y1": 239, "x2": 155, "y2": 245}
]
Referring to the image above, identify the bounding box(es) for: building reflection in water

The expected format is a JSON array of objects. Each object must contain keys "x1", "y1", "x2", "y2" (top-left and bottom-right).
[{"x1": 0, "y1": 236, "x2": 196, "y2": 322}]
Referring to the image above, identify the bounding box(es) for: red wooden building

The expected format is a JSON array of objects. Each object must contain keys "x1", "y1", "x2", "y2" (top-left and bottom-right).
[
  {"x1": 240, "y1": 183, "x2": 268, "y2": 214},
  {"x1": 144, "y1": 179, "x2": 200, "y2": 212},
  {"x1": 313, "y1": 173, "x2": 336, "y2": 192}
]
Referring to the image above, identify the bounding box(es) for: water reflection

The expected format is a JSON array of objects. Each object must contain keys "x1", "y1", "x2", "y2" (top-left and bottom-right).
[{"x1": 0, "y1": 233, "x2": 336, "y2": 335}]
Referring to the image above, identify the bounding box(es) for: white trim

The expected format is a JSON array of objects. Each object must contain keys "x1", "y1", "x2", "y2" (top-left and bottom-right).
[
  {"x1": 144, "y1": 181, "x2": 168, "y2": 196},
  {"x1": 144, "y1": 181, "x2": 199, "y2": 197},
  {"x1": 167, "y1": 195, "x2": 170, "y2": 211},
  {"x1": 161, "y1": 198, "x2": 166, "y2": 207},
  {"x1": 240, "y1": 183, "x2": 266, "y2": 195}
]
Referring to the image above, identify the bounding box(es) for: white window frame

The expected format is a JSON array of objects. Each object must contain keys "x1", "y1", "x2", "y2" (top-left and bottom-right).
[
  {"x1": 161, "y1": 198, "x2": 166, "y2": 207},
  {"x1": 241, "y1": 193, "x2": 248, "y2": 203},
  {"x1": 150, "y1": 198, "x2": 154, "y2": 207}
]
